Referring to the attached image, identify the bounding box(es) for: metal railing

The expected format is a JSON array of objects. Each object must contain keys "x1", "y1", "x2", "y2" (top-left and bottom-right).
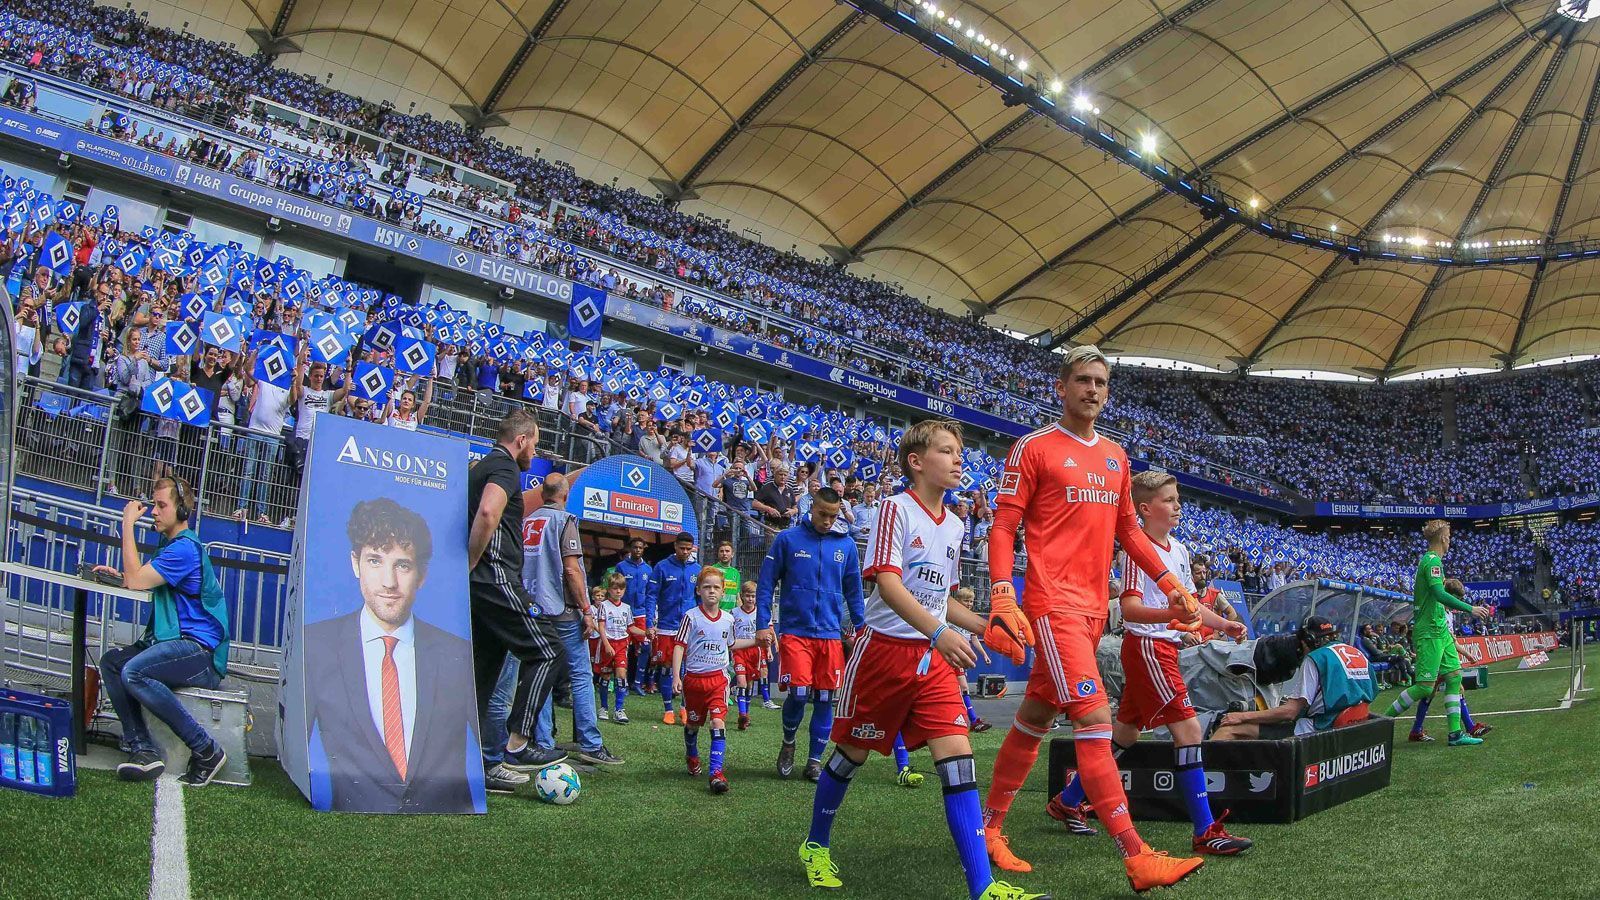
[{"x1": 2, "y1": 487, "x2": 290, "y2": 688}]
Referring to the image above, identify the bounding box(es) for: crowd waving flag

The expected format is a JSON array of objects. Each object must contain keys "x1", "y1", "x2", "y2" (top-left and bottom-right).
[{"x1": 141, "y1": 377, "x2": 211, "y2": 426}]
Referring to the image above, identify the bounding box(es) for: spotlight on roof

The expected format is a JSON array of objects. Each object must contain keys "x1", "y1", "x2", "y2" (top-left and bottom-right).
[{"x1": 1140, "y1": 133, "x2": 1157, "y2": 155}]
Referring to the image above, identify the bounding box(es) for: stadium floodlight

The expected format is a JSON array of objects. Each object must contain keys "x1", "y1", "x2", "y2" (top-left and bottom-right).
[
  {"x1": 966, "y1": 27, "x2": 976, "y2": 37},
  {"x1": 1017, "y1": 59, "x2": 1028, "y2": 71},
  {"x1": 1048, "y1": 80, "x2": 1062, "y2": 93},
  {"x1": 1072, "y1": 93, "x2": 1091, "y2": 110},
  {"x1": 1330, "y1": 224, "x2": 1337, "y2": 233},
  {"x1": 1250, "y1": 197, "x2": 1260, "y2": 210},
  {"x1": 1093, "y1": 106, "x2": 1100, "y2": 115},
  {"x1": 1140, "y1": 132, "x2": 1157, "y2": 154}
]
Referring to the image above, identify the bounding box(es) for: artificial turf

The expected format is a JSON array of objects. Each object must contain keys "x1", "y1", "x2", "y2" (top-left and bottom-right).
[
  {"x1": 0, "y1": 768, "x2": 157, "y2": 899},
  {"x1": 4, "y1": 657, "x2": 1596, "y2": 899}
]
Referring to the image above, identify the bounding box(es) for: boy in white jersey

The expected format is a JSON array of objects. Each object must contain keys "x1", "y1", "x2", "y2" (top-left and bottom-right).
[
  {"x1": 800, "y1": 419, "x2": 1047, "y2": 900},
  {"x1": 950, "y1": 587, "x2": 992, "y2": 734},
  {"x1": 673, "y1": 568, "x2": 757, "y2": 794},
  {"x1": 731, "y1": 584, "x2": 761, "y2": 731},
  {"x1": 597, "y1": 573, "x2": 645, "y2": 724},
  {"x1": 1049, "y1": 471, "x2": 1252, "y2": 855}
]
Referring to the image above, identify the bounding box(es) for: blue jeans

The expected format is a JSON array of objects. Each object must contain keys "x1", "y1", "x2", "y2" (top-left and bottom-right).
[
  {"x1": 100, "y1": 639, "x2": 221, "y2": 754},
  {"x1": 534, "y1": 619, "x2": 603, "y2": 753},
  {"x1": 238, "y1": 434, "x2": 277, "y2": 517},
  {"x1": 480, "y1": 653, "x2": 519, "y2": 761}
]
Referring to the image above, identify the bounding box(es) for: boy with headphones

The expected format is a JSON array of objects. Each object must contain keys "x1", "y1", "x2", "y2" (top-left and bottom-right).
[{"x1": 95, "y1": 476, "x2": 234, "y2": 786}]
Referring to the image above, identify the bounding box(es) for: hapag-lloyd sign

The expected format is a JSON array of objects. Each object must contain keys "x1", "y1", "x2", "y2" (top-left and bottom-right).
[{"x1": 1455, "y1": 631, "x2": 1559, "y2": 666}]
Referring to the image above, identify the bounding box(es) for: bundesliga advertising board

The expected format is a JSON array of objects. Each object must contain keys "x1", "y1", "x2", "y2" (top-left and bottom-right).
[{"x1": 278, "y1": 415, "x2": 484, "y2": 814}]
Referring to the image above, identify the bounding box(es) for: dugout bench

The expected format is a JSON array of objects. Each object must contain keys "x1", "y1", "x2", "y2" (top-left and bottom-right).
[{"x1": 1047, "y1": 715, "x2": 1394, "y2": 824}]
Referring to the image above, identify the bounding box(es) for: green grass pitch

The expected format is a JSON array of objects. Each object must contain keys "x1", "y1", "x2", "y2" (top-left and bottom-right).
[{"x1": 3, "y1": 657, "x2": 1595, "y2": 899}]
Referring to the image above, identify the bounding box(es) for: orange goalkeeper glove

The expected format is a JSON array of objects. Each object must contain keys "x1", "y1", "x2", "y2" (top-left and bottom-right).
[
  {"x1": 984, "y1": 581, "x2": 1034, "y2": 665},
  {"x1": 1158, "y1": 572, "x2": 1202, "y2": 632}
]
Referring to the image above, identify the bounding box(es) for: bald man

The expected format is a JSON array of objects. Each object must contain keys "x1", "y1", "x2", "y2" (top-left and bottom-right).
[{"x1": 518, "y1": 473, "x2": 624, "y2": 767}]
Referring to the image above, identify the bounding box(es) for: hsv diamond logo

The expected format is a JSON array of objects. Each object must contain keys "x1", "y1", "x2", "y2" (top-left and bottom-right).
[
  {"x1": 260, "y1": 348, "x2": 290, "y2": 383},
  {"x1": 572, "y1": 295, "x2": 601, "y2": 329},
  {"x1": 622, "y1": 462, "x2": 651, "y2": 492},
  {"x1": 205, "y1": 316, "x2": 236, "y2": 347},
  {"x1": 358, "y1": 367, "x2": 390, "y2": 398},
  {"x1": 451, "y1": 250, "x2": 470, "y2": 267},
  {"x1": 1073, "y1": 678, "x2": 1098, "y2": 698},
  {"x1": 400, "y1": 340, "x2": 429, "y2": 372},
  {"x1": 1105, "y1": 457, "x2": 1120, "y2": 471},
  {"x1": 178, "y1": 389, "x2": 205, "y2": 423},
  {"x1": 315, "y1": 333, "x2": 346, "y2": 362},
  {"x1": 45, "y1": 237, "x2": 70, "y2": 272},
  {"x1": 57, "y1": 305, "x2": 79, "y2": 334},
  {"x1": 169, "y1": 325, "x2": 196, "y2": 355},
  {"x1": 148, "y1": 380, "x2": 174, "y2": 413}
]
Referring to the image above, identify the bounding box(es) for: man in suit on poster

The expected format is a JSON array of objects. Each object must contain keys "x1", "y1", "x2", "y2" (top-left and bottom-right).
[{"x1": 304, "y1": 497, "x2": 482, "y2": 813}]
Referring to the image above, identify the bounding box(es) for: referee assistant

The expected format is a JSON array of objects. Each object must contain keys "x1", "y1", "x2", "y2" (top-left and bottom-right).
[{"x1": 468, "y1": 409, "x2": 565, "y2": 792}]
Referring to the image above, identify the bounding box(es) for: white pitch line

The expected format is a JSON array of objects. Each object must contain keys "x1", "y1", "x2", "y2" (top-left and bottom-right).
[
  {"x1": 1410, "y1": 702, "x2": 1580, "y2": 719},
  {"x1": 149, "y1": 775, "x2": 192, "y2": 900}
]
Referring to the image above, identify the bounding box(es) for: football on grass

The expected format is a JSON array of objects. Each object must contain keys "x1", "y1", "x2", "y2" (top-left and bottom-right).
[{"x1": 534, "y1": 762, "x2": 581, "y2": 805}]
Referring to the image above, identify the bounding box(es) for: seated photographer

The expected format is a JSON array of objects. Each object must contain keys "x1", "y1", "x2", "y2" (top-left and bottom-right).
[
  {"x1": 1210, "y1": 616, "x2": 1376, "y2": 740},
  {"x1": 93, "y1": 477, "x2": 233, "y2": 786}
]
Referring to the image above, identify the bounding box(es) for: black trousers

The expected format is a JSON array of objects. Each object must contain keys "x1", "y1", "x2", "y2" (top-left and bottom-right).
[{"x1": 469, "y1": 579, "x2": 565, "y2": 756}]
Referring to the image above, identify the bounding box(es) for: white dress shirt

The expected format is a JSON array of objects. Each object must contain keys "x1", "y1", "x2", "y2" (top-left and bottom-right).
[{"x1": 359, "y1": 607, "x2": 417, "y2": 757}]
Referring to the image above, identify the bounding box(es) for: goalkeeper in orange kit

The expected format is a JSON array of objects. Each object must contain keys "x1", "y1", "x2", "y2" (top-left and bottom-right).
[{"x1": 980, "y1": 345, "x2": 1205, "y2": 893}]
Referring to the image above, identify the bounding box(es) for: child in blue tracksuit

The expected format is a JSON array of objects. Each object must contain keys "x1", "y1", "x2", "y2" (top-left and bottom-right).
[
  {"x1": 646, "y1": 532, "x2": 701, "y2": 724},
  {"x1": 755, "y1": 493, "x2": 864, "y2": 781}
]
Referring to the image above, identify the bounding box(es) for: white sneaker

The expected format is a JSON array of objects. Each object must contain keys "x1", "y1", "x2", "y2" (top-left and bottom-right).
[
  {"x1": 762, "y1": 699, "x2": 781, "y2": 710},
  {"x1": 598, "y1": 708, "x2": 610, "y2": 721},
  {"x1": 614, "y1": 709, "x2": 630, "y2": 724}
]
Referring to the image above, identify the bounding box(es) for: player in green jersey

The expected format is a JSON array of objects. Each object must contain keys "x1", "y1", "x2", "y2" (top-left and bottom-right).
[
  {"x1": 1385, "y1": 520, "x2": 1494, "y2": 746},
  {"x1": 710, "y1": 540, "x2": 741, "y2": 611}
]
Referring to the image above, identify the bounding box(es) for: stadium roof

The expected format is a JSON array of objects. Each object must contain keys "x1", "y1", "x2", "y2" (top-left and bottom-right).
[{"x1": 234, "y1": 0, "x2": 1600, "y2": 376}]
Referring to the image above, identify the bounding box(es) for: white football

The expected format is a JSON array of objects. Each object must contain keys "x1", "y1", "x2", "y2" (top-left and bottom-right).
[{"x1": 533, "y1": 762, "x2": 581, "y2": 805}]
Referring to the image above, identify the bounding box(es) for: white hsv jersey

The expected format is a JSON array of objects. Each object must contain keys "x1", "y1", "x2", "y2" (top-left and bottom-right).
[
  {"x1": 1118, "y1": 536, "x2": 1194, "y2": 643},
  {"x1": 601, "y1": 600, "x2": 637, "y2": 641},
  {"x1": 731, "y1": 606, "x2": 757, "y2": 642},
  {"x1": 861, "y1": 492, "x2": 965, "y2": 640},
  {"x1": 676, "y1": 606, "x2": 738, "y2": 675}
]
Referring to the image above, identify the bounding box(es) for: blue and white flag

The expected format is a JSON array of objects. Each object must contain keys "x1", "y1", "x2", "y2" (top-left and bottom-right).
[
  {"x1": 253, "y1": 345, "x2": 294, "y2": 389},
  {"x1": 364, "y1": 321, "x2": 400, "y2": 353},
  {"x1": 692, "y1": 429, "x2": 722, "y2": 454},
  {"x1": 654, "y1": 400, "x2": 683, "y2": 423},
  {"x1": 200, "y1": 311, "x2": 244, "y2": 352},
  {"x1": 179, "y1": 292, "x2": 208, "y2": 322},
  {"x1": 164, "y1": 321, "x2": 199, "y2": 357},
  {"x1": 40, "y1": 231, "x2": 73, "y2": 276},
  {"x1": 141, "y1": 377, "x2": 211, "y2": 426},
  {"x1": 522, "y1": 380, "x2": 544, "y2": 404},
  {"x1": 53, "y1": 301, "x2": 85, "y2": 334},
  {"x1": 115, "y1": 244, "x2": 147, "y2": 274},
  {"x1": 250, "y1": 330, "x2": 297, "y2": 357},
  {"x1": 393, "y1": 336, "x2": 435, "y2": 376},
  {"x1": 350, "y1": 362, "x2": 393, "y2": 404},
  {"x1": 742, "y1": 419, "x2": 771, "y2": 444},
  {"x1": 308, "y1": 329, "x2": 352, "y2": 366},
  {"x1": 567, "y1": 284, "x2": 606, "y2": 342}
]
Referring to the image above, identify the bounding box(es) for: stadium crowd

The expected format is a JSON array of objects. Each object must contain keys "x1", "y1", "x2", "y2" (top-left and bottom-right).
[
  {"x1": 7, "y1": 0, "x2": 1600, "y2": 511},
  {"x1": 1, "y1": 0, "x2": 1598, "y2": 623}
]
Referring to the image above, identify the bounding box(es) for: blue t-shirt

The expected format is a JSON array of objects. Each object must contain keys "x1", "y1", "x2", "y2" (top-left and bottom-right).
[{"x1": 151, "y1": 538, "x2": 223, "y2": 649}]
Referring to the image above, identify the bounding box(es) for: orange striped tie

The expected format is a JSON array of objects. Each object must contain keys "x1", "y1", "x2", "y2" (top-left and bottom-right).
[{"x1": 380, "y1": 636, "x2": 407, "y2": 781}]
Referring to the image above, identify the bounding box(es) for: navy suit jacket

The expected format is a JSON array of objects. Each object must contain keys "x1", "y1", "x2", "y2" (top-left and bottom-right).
[{"x1": 304, "y1": 610, "x2": 481, "y2": 813}]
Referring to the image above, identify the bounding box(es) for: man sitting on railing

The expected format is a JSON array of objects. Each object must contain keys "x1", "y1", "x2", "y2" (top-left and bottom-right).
[{"x1": 93, "y1": 476, "x2": 232, "y2": 786}]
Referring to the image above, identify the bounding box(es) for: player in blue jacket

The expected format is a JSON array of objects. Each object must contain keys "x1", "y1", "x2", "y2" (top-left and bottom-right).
[
  {"x1": 647, "y1": 532, "x2": 702, "y2": 725},
  {"x1": 613, "y1": 537, "x2": 654, "y2": 696},
  {"x1": 755, "y1": 489, "x2": 864, "y2": 781}
]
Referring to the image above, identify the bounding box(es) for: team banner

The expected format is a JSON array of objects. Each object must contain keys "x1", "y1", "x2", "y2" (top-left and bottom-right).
[
  {"x1": 566, "y1": 455, "x2": 697, "y2": 537},
  {"x1": 1455, "y1": 631, "x2": 1559, "y2": 667},
  {"x1": 1463, "y1": 580, "x2": 1514, "y2": 609},
  {"x1": 140, "y1": 377, "x2": 212, "y2": 426},
  {"x1": 277, "y1": 415, "x2": 482, "y2": 814}
]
